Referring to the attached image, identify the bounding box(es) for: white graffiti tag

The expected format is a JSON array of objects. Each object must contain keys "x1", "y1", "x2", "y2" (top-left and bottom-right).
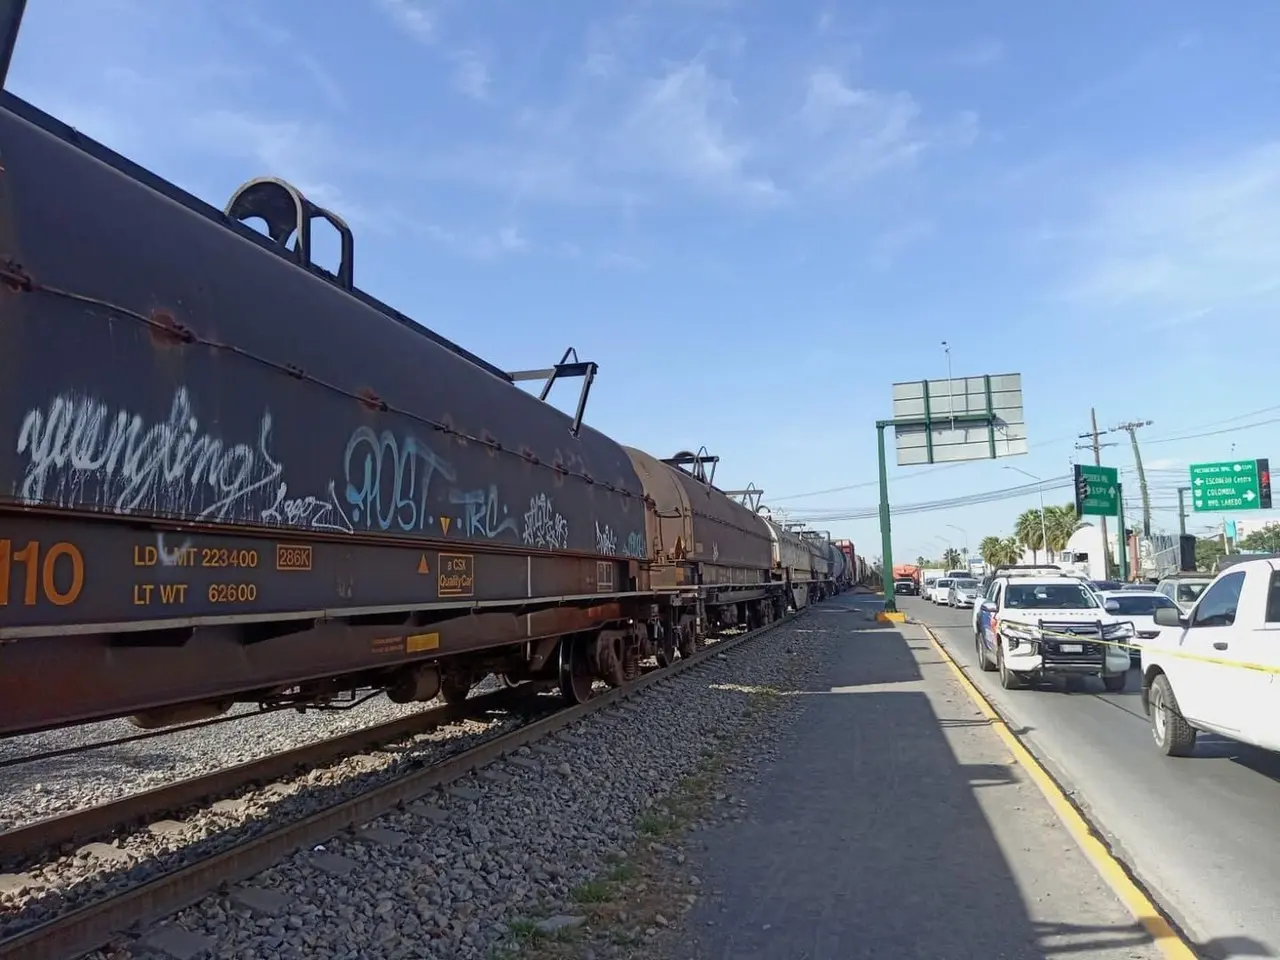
[
  {"x1": 595, "y1": 521, "x2": 618, "y2": 556},
  {"x1": 522, "y1": 493, "x2": 569, "y2": 549},
  {"x1": 15, "y1": 388, "x2": 282, "y2": 521}
]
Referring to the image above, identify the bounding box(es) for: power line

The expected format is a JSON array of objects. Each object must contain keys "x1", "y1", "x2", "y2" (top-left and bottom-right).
[{"x1": 789, "y1": 475, "x2": 1073, "y2": 523}]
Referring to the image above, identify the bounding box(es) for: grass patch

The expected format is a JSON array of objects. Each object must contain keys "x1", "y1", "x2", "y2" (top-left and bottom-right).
[{"x1": 570, "y1": 880, "x2": 613, "y2": 904}]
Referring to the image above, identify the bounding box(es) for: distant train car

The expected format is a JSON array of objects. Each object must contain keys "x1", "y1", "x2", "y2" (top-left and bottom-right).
[
  {"x1": 623, "y1": 448, "x2": 783, "y2": 651},
  {"x1": 758, "y1": 516, "x2": 821, "y2": 610}
]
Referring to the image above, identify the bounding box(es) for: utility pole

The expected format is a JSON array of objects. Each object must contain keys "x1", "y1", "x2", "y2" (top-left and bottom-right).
[
  {"x1": 1177, "y1": 486, "x2": 1190, "y2": 536},
  {"x1": 1076, "y1": 407, "x2": 1119, "y2": 579},
  {"x1": 1109, "y1": 419, "x2": 1154, "y2": 537}
]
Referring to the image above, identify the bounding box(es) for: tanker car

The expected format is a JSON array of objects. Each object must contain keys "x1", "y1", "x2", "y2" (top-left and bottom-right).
[{"x1": 0, "y1": 76, "x2": 873, "y2": 737}]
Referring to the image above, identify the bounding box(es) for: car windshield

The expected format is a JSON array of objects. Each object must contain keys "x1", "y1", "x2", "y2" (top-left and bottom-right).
[
  {"x1": 894, "y1": 580, "x2": 912, "y2": 586},
  {"x1": 1176, "y1": 582, "x2": 1208, "y2": 602},
  {"x1": 936, "y1": 579, "x2": 953, "y2": 589},
  {"x1": 1108, "y1": 594, "x2": 1177, "y2": 615},
  {"x1": 1005, "y1": 583, "x2": 1100, "y2": 610},
  {"x1": 953, "y1": 579, "x2": 978, "y2": 589}
]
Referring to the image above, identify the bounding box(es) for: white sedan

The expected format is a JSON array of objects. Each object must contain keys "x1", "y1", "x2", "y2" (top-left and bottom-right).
[{"x1": 1097, "y1": 590, "x2": 1182, "y2": 666}]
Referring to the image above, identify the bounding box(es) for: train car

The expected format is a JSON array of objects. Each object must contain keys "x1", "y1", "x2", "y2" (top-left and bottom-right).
[
  {"x1": 622, "y1": 448, "x2": 782, "y2": 655},
  {"x1": 827, "y1": 542, "x2": 849, "y2": 592},
  {"x1": 0, "y1": 89, "x2": 686, "y2": 733},
  {"x1": 757, "y1": 517, "x2": 822, "y2": 610}
]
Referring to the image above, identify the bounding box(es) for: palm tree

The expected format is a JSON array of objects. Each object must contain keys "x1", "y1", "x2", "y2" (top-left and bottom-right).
[
  {"x1": 915, "y1": 555, "x2": 926, "y2": 570},
  {"x1": 942, "y1": 547, "x2": 963, "y2": 569},
  {"x1": 999, "y1": 536, "x2": 1022, "y2": 566},
  {"x1": 1043, "y1": 503, "x2": 1084, "y2": 560},
  {"x1": 1015, "y1": 508, "x2": 1045, "y2": 563},
  {"x1": 978, "y1": 535, "x2": 1002, "y2": 567}
]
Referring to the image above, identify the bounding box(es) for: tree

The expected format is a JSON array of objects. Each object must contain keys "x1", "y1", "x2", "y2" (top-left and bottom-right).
[
  {"x1": 1043, "y1": 503, "x2": 1084, "y2": 560},
  {"x1": 1241, "y1": 523, "x2": 1280, "y2": 553},
  {"x1": 1014, "y1": 508, "x2": 1045, "y2": 563},
  {"x1": 942, "y1": 547, "x2": 963, "y2": 569},
  {"x1": 999, "y1": 536, "x2": 1022, "y2": 565},
  {"x1": 915, "y1": 555, "x2": 926, "y2": 569},
  {"x1": 1195, "y1": 537, "x2": 1227, "y2": 572},
  {"x1": 979, "y1": 535, "x2": 1003, "y2": 567}
]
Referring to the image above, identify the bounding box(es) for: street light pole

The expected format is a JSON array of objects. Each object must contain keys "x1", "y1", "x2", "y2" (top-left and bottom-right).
[
  {"x1": 1004, "y1": 465, "x2": 1049, "y2": 561},
  {"x1": 945, "y1": 524, "x2": 968, "y2": 556}
]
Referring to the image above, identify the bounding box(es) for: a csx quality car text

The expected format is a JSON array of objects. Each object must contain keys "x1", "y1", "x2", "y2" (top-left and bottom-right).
[{"x1": 0, "y1": 90, "x2": 873, "y2": 738}]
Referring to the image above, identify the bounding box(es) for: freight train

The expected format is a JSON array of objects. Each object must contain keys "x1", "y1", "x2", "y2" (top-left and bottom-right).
[{"x1": 0, "y1": 76, "x2": 872, "y2": 739}]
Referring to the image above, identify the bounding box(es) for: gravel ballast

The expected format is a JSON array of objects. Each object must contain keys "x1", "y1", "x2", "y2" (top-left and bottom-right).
[{"x1": 64, "y1": 610, "x2": 836, "y2": 960}]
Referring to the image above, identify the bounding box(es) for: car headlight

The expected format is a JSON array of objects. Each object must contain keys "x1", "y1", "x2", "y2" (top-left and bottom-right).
[{"x1": 1002, "y1": 622, "x2": 1041, "y2": 640}]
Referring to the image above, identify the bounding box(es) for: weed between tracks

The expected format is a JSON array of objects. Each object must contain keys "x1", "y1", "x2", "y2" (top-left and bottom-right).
[{"x1": 494, "y1": 683, "x2": 790, "y2": 960}]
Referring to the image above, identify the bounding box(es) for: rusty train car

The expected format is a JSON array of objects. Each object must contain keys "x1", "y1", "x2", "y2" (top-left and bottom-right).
[{"x1": 0, "y1": 76, "x2": 872, "y2": 737}]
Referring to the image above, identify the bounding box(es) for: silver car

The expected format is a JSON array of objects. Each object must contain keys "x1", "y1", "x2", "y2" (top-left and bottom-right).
[{"x1": 947, "y1": 577, "x2": 981, "y2": 608}]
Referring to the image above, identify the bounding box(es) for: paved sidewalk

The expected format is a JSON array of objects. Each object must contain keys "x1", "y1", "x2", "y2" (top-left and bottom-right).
[{"x1": 666, "y1": 598, "x2": 1165, "y2": 960}]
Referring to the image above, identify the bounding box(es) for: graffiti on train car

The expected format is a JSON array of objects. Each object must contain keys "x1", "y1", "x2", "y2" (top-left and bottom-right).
[
  {"x1": 18, "y1": 388, "x2": 285, "y2": 521},
  {"x1": 341, "y1": 425, "x2": 456, "y2": 534},
  {"x1": 11, "y1": 388, "x2": 647, "y2": 555},
  {"x1": 522, "y1": 493, "x2": 570, "y2": 549}
]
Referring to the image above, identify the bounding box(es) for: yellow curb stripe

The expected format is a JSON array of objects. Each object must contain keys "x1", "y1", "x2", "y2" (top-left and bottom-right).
[{"x1": 918, "y1": 622, "x2": 1199, "y2": 960}]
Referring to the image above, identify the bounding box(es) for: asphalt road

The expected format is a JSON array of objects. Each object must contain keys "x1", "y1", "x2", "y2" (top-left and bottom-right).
[{"x1": 902, "y1": 595, "x2": 1280, "y2": 960}]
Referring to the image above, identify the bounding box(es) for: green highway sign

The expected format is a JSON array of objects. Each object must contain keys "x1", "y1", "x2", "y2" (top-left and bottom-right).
[
  {"x1": 1190, "y1": 459, "x2": 1273, "y2": 512},
  {"x1": 1073, "y1": 464, "x2": 1119, "y2": 516}
]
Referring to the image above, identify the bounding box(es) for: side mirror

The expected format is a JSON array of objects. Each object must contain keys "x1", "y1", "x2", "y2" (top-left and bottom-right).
[
  {"x1": 1104, "y1": 599, "x2": 1120, "y2": 612},
  {"x1": 980, "y1": 600, "x2": 997, "y2": 613},
  {"x1": 1153, "y1": 606, "x2": 1186, "y2": 627}
]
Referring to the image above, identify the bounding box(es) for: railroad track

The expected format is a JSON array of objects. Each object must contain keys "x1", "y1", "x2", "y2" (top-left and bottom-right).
[
  {"x1": 0, "y1": 684, "x2": 556, "y2": 867},
  {"x1": 0, "y1": 614, "x2": 797, "y2": 960}
]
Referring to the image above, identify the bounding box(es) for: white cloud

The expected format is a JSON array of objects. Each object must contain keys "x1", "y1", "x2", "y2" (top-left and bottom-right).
[
  {"x1": 1055, "y1": 143, "x2": 1280, "y2": 320},
  {"x1": 796, "y1": 69, "x2": 976, "y2": 189},
  {"x1": 420, "y1": 222, "x2": 530, "y2": 260},
  {"x1": 869, "y1": 218, "x2": 935, "y2": 268},
  {"x1": 948, "y1": 38, "x2": 1004, "y2": 67},
  {"x1": 607, "y1": 61, "x2": 782, "y2": 203},
  {"x1": 377, "y1": 0, "x2": 434, "y2": 45},
  {"x1": 451, "y1": 51, "x2": 491, "y2": 101}
]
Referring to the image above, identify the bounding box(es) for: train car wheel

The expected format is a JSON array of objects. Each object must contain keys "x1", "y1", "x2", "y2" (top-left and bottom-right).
[
  {"x1": 440, "y1": 674, "x2": 473, "y2": 705},
  {"x1": 559, "y1": 636, "x2": 596, "y2": 704}
]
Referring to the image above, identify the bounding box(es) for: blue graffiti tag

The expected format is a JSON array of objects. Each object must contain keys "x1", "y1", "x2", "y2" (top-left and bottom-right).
[
  {"x1": 624, "y1": 531, "x2": 646, "y2": 558},
  {"x1": 449, "y1": 485, "x2": 519, "y2": 540},
  {"x1": 343, "y1": 427, "x2": 457, "y2": 532}
]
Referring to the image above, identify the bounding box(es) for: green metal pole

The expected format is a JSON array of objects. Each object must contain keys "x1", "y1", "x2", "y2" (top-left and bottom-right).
[
  {"x1": 877, "y1": 421, "x2": 897, "y2": 613},
  {"x1": 1116, "y1": 482, "x2": 1128, "y2": 581}
]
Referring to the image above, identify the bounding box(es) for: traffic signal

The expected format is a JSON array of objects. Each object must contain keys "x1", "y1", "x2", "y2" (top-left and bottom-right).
[
  {"x1": 1073, "y1": 464, "x2": 1088, "y2": 514},
  {"x1": 1260, "y1": 458, "x2": 1272, "y2": 509}
]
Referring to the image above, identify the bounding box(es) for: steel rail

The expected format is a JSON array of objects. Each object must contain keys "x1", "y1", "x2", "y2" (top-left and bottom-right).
[
  {"x1": 0, "y1": 611, "x2": 801, "y2": 960},
  {"x1": 0, "y1": 684, "x2": 553, "y2": 867}
]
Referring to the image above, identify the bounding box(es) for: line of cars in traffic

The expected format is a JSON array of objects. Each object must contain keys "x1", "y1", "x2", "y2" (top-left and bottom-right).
[{"x1": 907, "y1": 558, "x2": 1280, "y2": 762}]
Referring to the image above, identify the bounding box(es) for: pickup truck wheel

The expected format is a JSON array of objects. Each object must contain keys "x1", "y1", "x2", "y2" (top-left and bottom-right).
[
  {"x1": 1149, "y1": 673, "x2": 1197, "y2": 757},
  {"x1": 1102, "y1": 672, "x2": 1127, "y2": 693},
  {"x1": 997, "y1": 639, "x2": 1026, "y2": 690},
  {"x1": 975, "y1": 631, "x2": 995, "y2": 671}
]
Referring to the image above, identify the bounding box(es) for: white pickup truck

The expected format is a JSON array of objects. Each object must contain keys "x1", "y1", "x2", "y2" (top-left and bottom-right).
[{"x1": 1141, "y1": 555, "x2": 1280, "y2": 757}]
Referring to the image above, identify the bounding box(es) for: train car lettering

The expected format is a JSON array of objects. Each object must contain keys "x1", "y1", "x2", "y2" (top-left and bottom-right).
[
  {"x1": 438, "y1": 553, "x2": 475, "y2": 598},
  {"x1": 275, "y1": 544, "x2": 313, "y2": 571},
  {"x1": 0, "y1": 539, "x2": 85, "y2": 607},
  {"x1": 133, "y1": 583, "x2": 153, "y2": 605},
  {"x1": 200, "y1": 547, "x2": 260, "y2": 569},
  {"x1": 207, "y1": 582, "x2": 259, "y2": 604}
]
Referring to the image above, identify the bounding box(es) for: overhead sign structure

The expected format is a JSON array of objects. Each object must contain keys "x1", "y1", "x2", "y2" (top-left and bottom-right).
[
  {"x1": 1074, "y1": 464, "x2": 1119, "y2": 517},
  {"x1": 1189, "y1": 459, "x2": 1273, "y2": 513},
  {"x1": 890, "y1": 373, "x2": 1028, "y2": 466}
]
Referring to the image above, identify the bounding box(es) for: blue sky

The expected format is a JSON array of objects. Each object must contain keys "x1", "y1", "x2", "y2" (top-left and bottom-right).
[{"x1": 11, "y1": 0, "x2": 1280, "y2": 564}]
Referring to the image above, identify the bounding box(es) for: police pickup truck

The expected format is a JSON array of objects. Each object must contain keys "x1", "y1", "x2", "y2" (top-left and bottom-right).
[{"x1": 975, "y1": 570, "x2": 1135, "y2": 691}]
